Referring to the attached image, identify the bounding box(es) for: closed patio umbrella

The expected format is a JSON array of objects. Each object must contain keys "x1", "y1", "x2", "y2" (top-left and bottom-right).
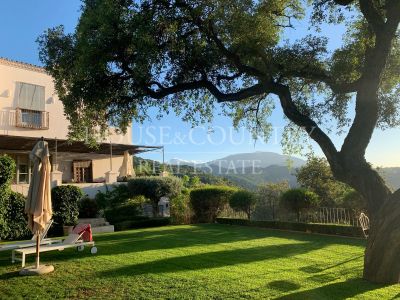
[
  {"x1": 119, "y1": 150, "x2": 135, "y2": 178},
  {"x1": 20, "y1": 138, "x2": 54, "y2": 275}
]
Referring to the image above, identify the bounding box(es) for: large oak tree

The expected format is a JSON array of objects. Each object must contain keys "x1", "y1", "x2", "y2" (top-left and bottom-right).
[{"x1": 38, "y1": 0, "x2": 400, "y2": 283}]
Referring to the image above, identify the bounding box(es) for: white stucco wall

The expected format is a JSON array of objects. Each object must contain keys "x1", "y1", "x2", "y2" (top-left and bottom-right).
[{"x1": 0, "y1": 58, "x2": 132, "y2": 144}]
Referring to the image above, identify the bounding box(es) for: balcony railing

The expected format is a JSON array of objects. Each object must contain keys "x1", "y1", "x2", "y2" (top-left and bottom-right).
[{"x1": 15, "y1": 108, "x2": 49, "y2": 130}]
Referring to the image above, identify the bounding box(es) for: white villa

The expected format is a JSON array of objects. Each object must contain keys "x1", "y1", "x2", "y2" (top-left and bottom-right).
[{"x1": 0, "y1": 58, "x2": 160, "y2": 197}]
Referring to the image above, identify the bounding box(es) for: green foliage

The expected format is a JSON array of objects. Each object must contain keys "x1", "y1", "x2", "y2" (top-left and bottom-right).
[
  {"x1": 190, "y1": 186, "x2": 237, "y2": 223},
  {"x1": 37, "y1": 0, "x2": 309, "y2": 141},
  {"x1": 79, "y1": 196, "x2": 99, "y2": 218},
  {"x1": 127, "y1": 176, "x2": 183, "y2": 211},
  {"x1": 95, "y1": 184, "x2": 131, "y2": 209},
  {"x1": 280, "y1": 188, "x2": 319, "y2": 221},
  {"x1": 170, "y1": 191, "x2": 192, "y2": 224},
  {"x1": 341, "y1": 189, "x2": 366, "y2": 212},
  {"x1": 104, "y1": 196, "x2": 147, "y2": 224},
  {"x1": 182, "y1": 175, "x2": 190, "y2": 187},
  {"x1": 229, "y1": 190, "x2": 257, "y2": 219},
  {"x1": 189, "y1": 176, "x2": 201, "y2": 188},
  {"x1": 182, "y1": 175, "x2": 202, "y2": 188},
  {"x1": 216, "y1": 218, "x2": 363, "y2": 238},
  {"x1": 134, "y1": 159, "x2": 156, "y2": 176},
  {"x1": 114, "y1": 217, "x2": 170, "y2": 231},
  {"x1": 52, "y1": 185, "x2": 82, "y2": 226},
  {"x1": 254, "y1": 181, "x2": 290, "y2": 220},
  {"x1": 0, "y1": 192, "x2": 30, "y2": 240},
  {"x1": 0, "y1": 155, "x2": 15, "y2": 187},
  {"x1": 296, "y1": 156, "x2": 351, "y2": 207},
  {"x1": 0, "y1": 155, "x2": 18, "y2": 239}
]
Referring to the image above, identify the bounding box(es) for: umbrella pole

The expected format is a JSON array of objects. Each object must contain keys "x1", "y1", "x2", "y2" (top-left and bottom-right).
[{"x1": 36, "y1": 233, "x2": 40, "y2": 269}]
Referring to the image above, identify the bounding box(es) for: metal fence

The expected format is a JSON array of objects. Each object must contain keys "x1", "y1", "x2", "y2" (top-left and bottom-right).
[
  {"x1": 219, "y1": 206, "x2": 362, "y2": 227},
  {"x1": 297, "y1": 207, "x2": 362, "y2": 226}
]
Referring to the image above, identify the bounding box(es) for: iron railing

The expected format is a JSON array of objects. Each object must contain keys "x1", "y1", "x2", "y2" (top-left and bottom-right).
[{"x1": 15, "y1": 108, "x2": 49, "y2": 130}]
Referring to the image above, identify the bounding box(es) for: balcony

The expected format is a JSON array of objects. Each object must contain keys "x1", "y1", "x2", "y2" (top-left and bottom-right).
[{"x1": 15, "y1": 108, "x2": 49, "y2": 130}]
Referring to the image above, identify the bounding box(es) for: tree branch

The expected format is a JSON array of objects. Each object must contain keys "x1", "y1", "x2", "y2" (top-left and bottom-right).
[
  {"x1": 271, "y1": 83, "x2": 339, "y2": 164},
  {"x1": 341, "y1": 4, "x2": 400, "y2": 157},
  {"x1": 144, "y1": 79, "x2": 268, "y2": 103},
  {"x1": 288, "y1": 68, "x2": 361, "y2": 94},
  {"x1": 359, "y1": 0, "x2": 385, "y2": 32},
  {"x1": 333, "y1": 0, "x2": 354, "y2": 5}
]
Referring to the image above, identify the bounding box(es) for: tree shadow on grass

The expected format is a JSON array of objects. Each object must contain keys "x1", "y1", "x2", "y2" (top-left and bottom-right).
[
  {"x1": 267, "y1": 280, "x2": 301, "y2": 292},
  {"x1": 98, "y1": 241, "x2": 319, "y2": 278},
  {"x1": 275, "y1": 278, "x2": 390, "y2": 300},
  {"x1": 0, "y1": 224, "x2": 269, "y2": 268},
  {"x1": 299, "y1": 254, "x2": 364, "y2": 274},
  {"x1": 0, "y1": 224, "x2": 366, "y2": 277}
]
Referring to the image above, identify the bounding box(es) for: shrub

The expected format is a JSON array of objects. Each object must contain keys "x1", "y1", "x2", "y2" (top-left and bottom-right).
[
  {"x1": 128, "y1": 176, "x2": 183, "y2": 213},
  {"x1": 0, "y1": 155, "x2": 16, "y2": 187},
  {"x1": 1, "y1": 192, "x2": 30, "y2": 240},
  {"x1": 114, "y1": 217, "x2": 170, "y2": 231},
  {"x1": 0, "y1": 155, "x2": 16, "y2": 239},
  {"x1": 229, "y1": 190, "x2": 257, "y2": 219},
  {"x1": 94, "y1": 184, "x2": 131, "y2": 210},
  {"x1": 170, "y1": 191, "x2": 192, "y2": 224},
  {"x1": 280, "y1": 188, "x2": 320, "y2": 222},
  {"x1": 52, "y1": 185, "x2": 82, "y2": 228},
  {"x1": 79, "y1": 196, "x2": 98, "y2": 218},
  {"x1": 104, "y1": 196, "x2": 147, "y2": 224},
  {"x1": 341, "y1": 189, "x2": 366, "y2": 211},
  {"x1": 190, "y1": 186, "x2": 237, "y2": 223}
]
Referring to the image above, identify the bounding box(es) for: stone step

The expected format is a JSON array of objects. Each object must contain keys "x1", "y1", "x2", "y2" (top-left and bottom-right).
[{"x1": 91, "y1": 225, "x2": 114, "y2": 234}]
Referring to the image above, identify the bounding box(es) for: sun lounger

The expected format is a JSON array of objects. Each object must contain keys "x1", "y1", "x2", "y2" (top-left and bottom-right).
[
  {"x1": 0, "y1": 220, "x2": 61, "y2": 252},
  {"x1": 12, "y1": 231, "x2": 97, "y2": 267}
]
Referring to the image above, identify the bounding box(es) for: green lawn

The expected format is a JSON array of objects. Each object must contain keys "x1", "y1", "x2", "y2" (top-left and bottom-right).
[{"x1": 0, "y1": 224, "x2": 399, "y2": 299}]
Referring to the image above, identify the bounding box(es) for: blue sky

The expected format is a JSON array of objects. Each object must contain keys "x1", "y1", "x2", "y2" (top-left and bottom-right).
[{"x1": 1, "y1": 0, "x2": 399, "y2": 167}]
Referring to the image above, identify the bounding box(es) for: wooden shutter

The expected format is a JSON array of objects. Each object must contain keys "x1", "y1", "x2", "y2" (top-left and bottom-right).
[{"x1": 16, "y1": 82, "x2": 45, "y2": 111}]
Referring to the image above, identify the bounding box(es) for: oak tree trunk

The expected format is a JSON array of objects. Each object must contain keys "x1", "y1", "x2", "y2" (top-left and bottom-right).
[
  {"x1": 331, "y1": 158, "x2": 400, "y2": 283},
  {"x1": 363, "y1": 195, "x2": 400, "y2": 283}
]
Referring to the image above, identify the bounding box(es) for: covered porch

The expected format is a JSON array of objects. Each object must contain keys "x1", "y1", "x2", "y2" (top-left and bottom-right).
[{"x1": 0, "y1": 134, "x2": 162, "y2": 196}]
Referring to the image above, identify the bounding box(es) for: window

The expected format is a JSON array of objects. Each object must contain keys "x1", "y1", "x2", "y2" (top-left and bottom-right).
[
  {"x1": 18, "y1": 163, "x2": 29, "y2": 184},
  {"x1": 8, "y1": 154, "x2": 31, "y2": 184},
  {"x1": 21, "y1": 109, "x2": 42, "y2": 127}
]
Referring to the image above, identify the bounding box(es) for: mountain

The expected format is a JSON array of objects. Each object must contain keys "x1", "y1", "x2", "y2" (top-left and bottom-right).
[
  {"x1": 168, "y1": 158, "x2": 203, "y2": 166},
  {"x1": 168, "y1": 151, "x2": 304, "y2": 190},
  {"x1": 221, "y1": 165, "x2": 298, "y2": 190},
  {"x1": 378, "y1": 167, "x2": 400, "y2": 190},
  {"x1": 147, "y1": 152, "x2": 400, "y2": 191},
  {"x1": 205, "y1": 151, "x2": 305, "y2": 169}
]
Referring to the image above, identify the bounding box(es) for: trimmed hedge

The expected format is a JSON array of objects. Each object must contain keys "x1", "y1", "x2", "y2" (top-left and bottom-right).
[
  {"x1": 1, "y1": 192, "x2": 30, "y2": 240},
  {"x1": 52, "y1": 185, "x2": 82, "y2": 229},
  {"x1": 216, "y1": 218, "x2": 363, "y2": 238},
  {"x1": 114, "y1": 217, "x2": 171, "y2": 231},
  {"x1": 0, "y1": 156, "x2": 30, "y2": 240},
  {"x1": 190, "y1": 186, "x2": 237, "y2": 223}
]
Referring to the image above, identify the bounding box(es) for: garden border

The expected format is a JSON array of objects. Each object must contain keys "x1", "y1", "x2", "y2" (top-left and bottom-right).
[{"x1": 216, "y1": 218, "x2": 364, "y2": 238}]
